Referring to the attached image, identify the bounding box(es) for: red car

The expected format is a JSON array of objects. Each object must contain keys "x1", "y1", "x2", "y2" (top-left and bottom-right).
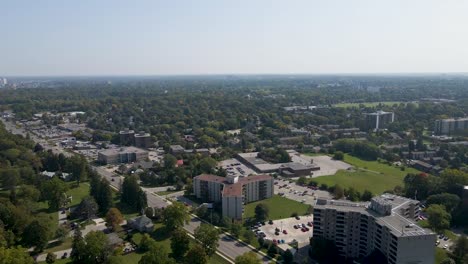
[
  {"x1": 307, "y1": 222, "x2": 313, "y2": 227},
  {"x1": 283, "y1": 230, "x2": 288, "y2": 234}
]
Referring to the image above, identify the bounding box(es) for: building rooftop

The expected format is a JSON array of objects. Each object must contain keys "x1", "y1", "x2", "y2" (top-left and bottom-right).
[
  {"x1": 366, "y1": 110, "x2": 393, "y2": 116},
  {"x1": 119, "y1": 129, "x2": 135, "y2": 134},
  {"x1": 99, "y1": 146, "x2": 148, "y2": 156},
  {"x1": 315, "y1": 194, "x2": 432, "y2": 237},
  {"x1": 195, "y1": 174, "x2": 273, "y2": 197}
]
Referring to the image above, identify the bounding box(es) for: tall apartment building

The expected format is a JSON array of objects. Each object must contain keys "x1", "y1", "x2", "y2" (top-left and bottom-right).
[
  {"x1": 134, "y1": 131, "x2": 152, "y2": 148},
  {"x1": 434, "y1": 117, "x2": 468, "y2": 135},
  {"x1": 97, "y1": 147, "x2": 148, "y2": 164},
  {"x1": 119, "y1": 128, "x2": 135, "y2": 146},
  {"x1": 193, "y1": 174, "x2": 273, "y2": 220},
  {"x1": 313, "y1": 194, "x2": 434, "y2": 264},
  {"x1": 365, "y1": 111, "x2": 395, "y2": 130}
]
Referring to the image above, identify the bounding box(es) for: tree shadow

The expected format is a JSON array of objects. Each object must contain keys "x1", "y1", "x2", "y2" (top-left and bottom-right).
[{"x1": 151, "y1": 225, "x2": 171, "y2": 242}]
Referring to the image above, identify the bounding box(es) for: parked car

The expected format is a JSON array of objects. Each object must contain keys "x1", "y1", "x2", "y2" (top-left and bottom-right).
[
  {"x1": 295, "y1": 216, "x2": 300, "y2": 220},
  {"x1": 283, "y1": 230, "x2": 288, "y2": 234}
]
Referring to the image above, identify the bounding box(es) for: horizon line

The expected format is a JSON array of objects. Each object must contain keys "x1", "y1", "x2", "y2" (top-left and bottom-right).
[{"x1": 3, "y1": 71, "x2": 468, "y2": 78}]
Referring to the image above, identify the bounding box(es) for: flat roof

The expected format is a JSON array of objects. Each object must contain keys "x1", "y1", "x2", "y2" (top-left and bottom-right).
[
  {"x1": 315, "y1": 194, "x2": 432, "y2": 237},
  {"x1": 99, "y1": 146, "x2": 148, "y2": 155},
  {"x1": 195, "y1": 174, "x2": 273, "y2": 197}
]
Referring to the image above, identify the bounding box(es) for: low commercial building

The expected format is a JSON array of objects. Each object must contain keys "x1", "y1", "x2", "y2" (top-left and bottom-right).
[
  {"x1": 236, "y1": 152, "x2": 319, "y2": 177},
  {"x1": 193, "y1": 174, "x2": 274, "y2": 220},
  {"x1": 97, "y1": 147, "x2": 148, "y2": 164},
  {"x1": 313, "y1": 194, "x2": 435, "y2": 264}
]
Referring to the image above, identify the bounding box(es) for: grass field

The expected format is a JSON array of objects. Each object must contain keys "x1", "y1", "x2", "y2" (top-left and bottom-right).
[
  {"x1": 66, "y1": 182, "x2": 90, "y2": 207},
  {"x1": 312, "y1": 154, "x2": 420, "y2": 194},
  {"x1": 244, "y1": 195, "x2": 310, "y2": 220},
  {"x1": 333, "y1": 101, "x2": 415, "y2": 108},
  {"x1": 435, "y1": 247, "x2": 448, "y2": 264}
]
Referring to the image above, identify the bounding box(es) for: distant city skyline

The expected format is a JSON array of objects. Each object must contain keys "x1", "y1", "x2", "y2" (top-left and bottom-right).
[{"x1": 2, "y1": 0, "x2": 468, "y2": 76}]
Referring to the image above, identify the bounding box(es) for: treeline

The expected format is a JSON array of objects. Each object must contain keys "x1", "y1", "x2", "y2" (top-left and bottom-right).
[
  {"x1": 0, "y1": 123, "x2": 94, "y2": 261},
  {"x1": 332, "y1": 139, "x2": 380, "y2": 161},
  {"x1": 402, "y1": 169, "x2": 468, "y2": 227}
]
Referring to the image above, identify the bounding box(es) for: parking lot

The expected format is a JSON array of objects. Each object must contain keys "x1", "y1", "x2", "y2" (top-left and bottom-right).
[
  {"x1": 219, "y1": 158, "x2": 257, "y2": 177},
  {"x1": 290, "y1": 153, "x2": 352, "y2": 177},
  {"x1": 435, "y1": 233, "x2": 453, "y2": 251},
  {"x1": 274, "y1": 178, "x2": 332, "y2": 205},
  {"x1": 255, "y1": 216, "x2": 314, "y2": 245}
]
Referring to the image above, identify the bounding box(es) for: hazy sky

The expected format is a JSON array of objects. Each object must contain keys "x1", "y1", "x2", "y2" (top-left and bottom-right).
[{"x1": 2, "y1": 0, "x2": 468, "y2": 76}]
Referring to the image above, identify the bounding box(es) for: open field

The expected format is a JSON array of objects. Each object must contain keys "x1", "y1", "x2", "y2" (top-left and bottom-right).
[
  {"x1": 244, "y1": 195, "x2": 310, "y2": 220},
  {"x1": 312, "y1": 154, "x2": 420, "y2": 194},
  {"x1": 333, "y1": 101, "x2": 416, "y2": 108}
]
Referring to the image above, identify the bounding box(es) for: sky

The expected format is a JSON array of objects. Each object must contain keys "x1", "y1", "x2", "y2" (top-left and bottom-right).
[{"x1": 1, "y1": 0, "x2": 468, "y2": 76}]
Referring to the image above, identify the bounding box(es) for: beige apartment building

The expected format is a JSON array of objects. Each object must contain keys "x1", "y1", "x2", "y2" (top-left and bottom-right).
[
  {"x1": 313, "y1": 194, "x2": 435, "y2": 264},
  {"x1": 193, "y1": 174, "x2": 273, "y2": 220}
]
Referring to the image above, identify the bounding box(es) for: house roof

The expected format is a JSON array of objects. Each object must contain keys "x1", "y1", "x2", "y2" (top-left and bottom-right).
[
  {"x1": 131, "y1": 215, "x2": 152, "y2": 227},
  {"x1": 106, "y1": 232, "x2": 124, "y2": 246}
]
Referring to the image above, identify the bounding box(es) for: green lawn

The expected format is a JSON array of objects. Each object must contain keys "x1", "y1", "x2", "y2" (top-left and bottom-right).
[
  {"x1": 435, "y1": 247, "x2": 448, "y2": 264},
  {"x1": 244, "y1": 195, "x2": 310, "y2": 220},
  {"x1": 333, "y1": 101, "x2": 413, "y2": 108},
  {"x1": 312, "y1": 154, "x2": 420, "y2": 194},
  {"x1": 156, "y1": 190, "x2": 179, "y2": 196},
  {"x1": 66, "y1": 182, "x2": 90, "y2": 207}
]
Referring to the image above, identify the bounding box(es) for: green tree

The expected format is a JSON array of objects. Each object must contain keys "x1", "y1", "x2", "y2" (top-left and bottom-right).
[
  {"x1": 97, "y1": 178, "x2": 113, "y2": 214},
  {"x1": 71, "y1": 228, "x2": 86, "y2": 263},
  {"x1": 267, "y1": 243, "x2": 278, "y2": 257},
  {"x1": 254, "y1": 203, "x2": 269, "y2": 222},
  {"x1": 162, "y1": 202, "x2": 190, "y2": 231},
  {"x1": 72, "y1": 196, "x2": 98, "y2": 220},
  {"x1": 426, "y1": 204, "x2": 451, "y2": 233},
  {"x1": 0, "y1": 246, "x2": 34, "y2": 264},
  {"x1": 361, "y1": 190, "x2": 373, "y2": 201},
  {"x1": 139, "y1": 243, "x2": 176, "y2": 264},
  {"x1": 282, "y1": 249, "x2": 294, "y2": 264},
  {"x1": 199, "y1": 157, "x2": 217, "y2": 174},
  {"x1": 40, "y1": 177, "x2": 69, "y2": 210},
  {"x1": 426, "y1": 193, "x2": 460, "y2": 212},
  {"x1": 171, "y1": 228, "x2": 190, "y2": 259},
  {"x1": 82, "y1": 231, "x2": 112, "y2": 264},
  {"x1": 106, "y1": 208, "x2": 124, "y2": 231},
  {"x1": 440, "y1": 258, "x2": 455, "y2": 264},
  {"x1": 46, "y1": 252, "x2": 57, "y2": 264},
  {"x1": 296, "y1": 176, "x2": 307, "y2": 186},
  {"x1": 121, "y1": 175, "x2": 147, "y2": 211},
  {"x1": 333, "y1": 151, "x2": 344, "y2": 160},
  {"x1": 194, "y1": 223, "x2": 219, "y2": 256},
  {"x1": 22, "y1": 219, "x2": 53, "y2": 251},
  {"x1": 235, "y1": 252, "x2": 261, "y2": 264},
  {"x1": 449, "y1": 235, "x2": 468, "y2": 264},
  {"x1": 243, "y1": 230, "x2": 255, "y2": 244},
  {"x1": 184, "y1": 244, "x2": 208, "y2": 264},
  {"x1": 55, "y1": 225, "x2": 69, "y2": 243},
  {"x1": 163, "y1": 154, "x2": 177, "y2": 169},
  {"x1": 230, "y1": 222, "x2": 242, "y2": 238},
  {"x1": 333, "y1": 184, "x2": 344, "y2": 199}
]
